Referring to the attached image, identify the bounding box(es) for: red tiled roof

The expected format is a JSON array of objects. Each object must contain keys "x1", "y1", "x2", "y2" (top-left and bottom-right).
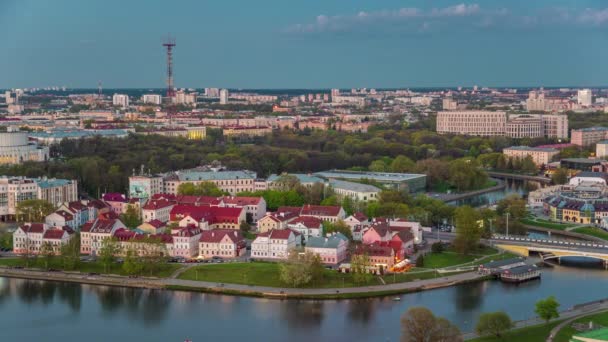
[
  {"x1": 355, "y1": 243, "x2": 394, "y2": 257},
  {"x1": 200, "y1": 229, "x2": 244, "y2": 244},
  {"x1": 82, "y1": 218, "x2": 121, "y2": 234},
  {"x1": 20, "y1": 223, "x2": 46, "y2": 233},
  {"x1": 147, "y1": 219, "x2": 166, "y2": 228},
  {"x1": 352, "y1": 212, "x2": 368, "y2": 222},
  {"x1": 42, "y1": 229, "x2": 65, "y2": 240},
  {"x1": 151, "y1": 193, "x2": 177, "y2": 202},
  {"x1": 142, "y1": 199, "x2": 174, "y2": 210},
  {"x1": 222, "y1": 196, "x2": 261, "y2": 206},
  {"x1": 289, "y1": 216, "x2": 322, "y2": 228},
  {"x1": 67, "y1": 201, "x2": 87, "y2": 211},
  {"x1": 113, "y1": 228, "x2": 137, "y2": 241},
  {"x1": 53, "y1": 210, "x2": 74, "y2": 221},
  {"x1": 103, "y1": 193, "x2": 127, "y2": 202},
  {"x1": 259, "y1": 229, "x2": 293, "y2": 240},
  {"x1": 173, "y1": 226, "x2": 202, "y2": 237},
  {"x1": 88, "y1": 199, "x2": 110, "y2": 210},
  {"x1": 170, "y1": 205, "x2": 243, "y2": 225},
  {"x1": 276, "y1": 206, "x2": 302, "y2": 215},
  {"x1": 300, "y1": 205, "x2": 342, "y2": 217}
]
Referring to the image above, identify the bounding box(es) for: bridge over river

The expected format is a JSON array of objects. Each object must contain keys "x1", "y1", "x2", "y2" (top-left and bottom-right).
[{"x1": 492, "y1": 235, "x2": 608, "y2": 267}]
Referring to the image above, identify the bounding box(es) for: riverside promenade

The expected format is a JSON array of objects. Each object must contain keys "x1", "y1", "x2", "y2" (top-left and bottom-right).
[{"x1": 0, "y1": 266, "x2": 486, "y2": 299}]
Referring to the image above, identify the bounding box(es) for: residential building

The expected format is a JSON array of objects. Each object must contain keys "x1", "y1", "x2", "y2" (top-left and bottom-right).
[
  {"x1": 305, "y1": 233, "x2": 349, "y2": 266},
  {"x1": 170, "y1": 205, "x2": 246, "y2": 230},
  {"x1": 300, "y1": 204, "x2": 346, "y2": 223},
  {"x1": 597, "y1": 141, "x2": 608, "y2": 158},
  {"x1": 163, "y1": 169, "x2": 257, "y2": 195},
  {"x1": 112, "y1": 94, "x2": 129, "y2": 108},
  {"x1": 56, "y1": 201, "x2": 90, "y2": 227},
  {"x1": 222, "y1": 126, "x2": 273, "y2": 138},
  {"x1": 80, "y1": 218, "x2": 126, "y2": 255},
  {"x1": 102, "y1": 193, "x2": 128, "y2": 215},
  {"x1": 329, "y1": 179, "x2": 380, "y2": 202},
  {"x1": 569, "y1": 172, "x2": 608, "y2": 186},
  {"x1": 128, "y1": 173, "x2": 164, "y2": 200},
  {"x1": 442, "y1": 97, "x2": 458, "y2": 110},
  {"x1": 505, "y1": 116, "x2": 543, "y2": 138},
  {"x1": 172, "y1": 226, "x2": 202, "y2": 258},
  {"x1": 352, "y1": 243, "x2": 396, "y2": 273},
  {"x1": 251, "y1": 229, "x2": 297, "y2": 260},
  {"x1": 13, "y1": 223, "x2": 74, "y2": 255},
  {"x1": 0, "y1": 176, "x2": 77, "y2": 220},
  {"x1": 287, "y1": 216, "x2": 323, "y2": 242},
  {"x1": 344, "y1": 212, "x2": 369, "y2": 230},
  {"x1": 221, "y1": 196, "x2": 266, "y2": 222},
  {"x1": 571, "y1": 127, "x2": 608, "y2": 147},
  {"x1": 257, "y1": 208, "x2": 300, "y2": 233},
  {"x1": 436, "y1": 111, "x2": 507, "y2": 136},
  {"x1": 199, "y1": 229, "x2": 246, "y2": 259},
  {"x1": 503, "y1": 146, "x2": 559, "y2": 167},
  {"x1": 141, "y1": 94, "x2": 162, "y2": 105},
  {"x1": 137, "y1": 219, "x2": 167, "y2": 234},
  {"x1": 0, "y1": 130, "x2": 49, "y2": 164},
  {"x1": 578, "y1": 89, "x2": 592, "y2": 107},
  {"x1": 45, "y1": 210, "x2": 76, "y2": 230},
  {"x1": 142, "y1": 198, "x2": 175, "y2": 223},
  {"x1": 219, "y1": 89, "x2": 229, "y2": 104}
]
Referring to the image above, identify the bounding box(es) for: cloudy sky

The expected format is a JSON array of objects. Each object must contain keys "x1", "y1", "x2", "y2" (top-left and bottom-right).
[{"x1": 0, "y1": 0, "x2": 606, "y2": 88}]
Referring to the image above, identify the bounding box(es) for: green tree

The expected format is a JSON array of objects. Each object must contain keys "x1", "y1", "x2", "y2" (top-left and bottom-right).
[
  {"x1": 60, "y1": 234, "x2": 80, "y2": 270},
  {"x1": 448, "y1": 159, "x2": 488, "y2": 192},
  {"x1": 341, "y1": 196, "x2": 355, "y2": 216},
  {"x1": 520, "y1": 156, "x2": 537, "y2": 174},
  {"x1": 98, "y1": 238, "x2": 121, "y2": 273},
  {"x1": 453, "y1": 206, "x2": 482, "y2": 255},
  {"x1": 323, "y1": 220, "x2": 352, "y2": 240},
  {"x1": 431, "y1": 242, "x2": 445, "y2": 253},
  {"x1": 535, "y1": 296, "x2": 560, "y2": 323},
  {"x1": 279, "y1": 249, "x2": 314, "y2": 287},
  {"x1": 391, "y1": 155, "x2": 415, "y2": 173},
  {"x1": 369, "y1": 159, "x2": 388, "y2": 172},
  {"x1": 0, "y1": 232, "x2": 13, "y2": 250},
  {"x1": 16, "y1": 199, "x2": 55, "y2": 223},
  {"x1": 415, "y1": 255, "x2": 424, "y2": 267},
  {"x1": 496, "y1": 194, "x2": 527, "y2": 235},
  {"x1": 551, "y1": 168, "x2": 569, "y2": 185},
  {"x1": 320, "y1": 195, "x2": 339, "y2": 206},
  {"x1": 240, "y1": 221, "x2": 251, "y2": 234},
  {"x1": 271, "y1": 174, "x2": 301, "y2": 191},
  {"x1": 475, "y1": 311, "x2": 514, "y2": 338},
  {"x1": 40, "y1": 241, "x2": 55, "y2": 269},
  {"x1": 120, "y1": 205, "x2": 141, "y2": 229},
  {"x1": 122, "y1": 247, "x2": 143, "y2": 275},
  {"x1": 400, "y1": 307, "x2": 463, "y2": 342},
  {"x1": 351, "y1": 253, "x2": 373, "y2": 283},
  {"x1": 177, "y1": 181, "x2": 225, "y2": 196}
]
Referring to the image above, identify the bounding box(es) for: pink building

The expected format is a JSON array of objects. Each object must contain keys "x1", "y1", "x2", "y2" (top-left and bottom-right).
[
  {"x1": 13, "y1": 223, "x2": 74, "y2": 255},
  {"x1": 199, "y1": 229, "x2": 246, "y2": 259},
  {"x1": 299, "y1": 205, "x2": 346, "y2": 223},
  {"x1": 80, "y1": 218, "x2": 126, "y2": 255},
  {"x1": 142, "y1": 198, "x2": 175, "y2": 223},
  {"x1": 571, "y1": 127, "x2": 608, "y2": 147},
  {"x1": 304, "y1": 233, "x2": 349, "y2": 265},
  {"x1": 172, "y1": 226, "x2": 202, "y2": 258},
  {"x1": 102, "y1": 193, "x2": 128, "y2": 215}
]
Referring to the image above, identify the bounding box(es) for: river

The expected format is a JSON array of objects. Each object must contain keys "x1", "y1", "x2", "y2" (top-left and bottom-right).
[
  {"x1": 1, "y1": 261, "x2": 607, "y2": 342},
  {"x1": 449, "y1": 178, "x2": 542, "y2": 207}
]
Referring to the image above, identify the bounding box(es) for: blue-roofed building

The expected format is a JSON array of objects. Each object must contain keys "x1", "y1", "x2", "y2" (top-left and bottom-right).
[{"x1": 305, "y1": 232, "x2": 349, "y2": 265}]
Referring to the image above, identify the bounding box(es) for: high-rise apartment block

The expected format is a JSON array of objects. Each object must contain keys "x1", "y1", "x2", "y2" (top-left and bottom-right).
[
  {"x1": 578, "y1": 89, "x2": 592, "y2": 107},
  {"x1": 219, "y1": 89, "x2": 229, "y2": 105},
  {"x1": 142, "y1": 94, "x2": 162, "y2": 105},
  {"x1": 112, "y1": 94, "x2": 129, "y2": 108}
]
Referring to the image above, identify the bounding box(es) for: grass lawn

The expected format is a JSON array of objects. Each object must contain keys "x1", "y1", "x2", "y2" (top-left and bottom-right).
[
  {"x1": 471, "y1": 321, "x2": 562, "y2": 342},
  {"x1": 421, "y1": 245, "x2": 502, "y2": 269},
  {"x1": 521, "y1": 218, "x2": 576, "y2": 230},
  {"x1": 0, "y1": 257, "x2": 182, "y2": 278},
  {"x1": 572, "y1": 227, "x2": 608, "y2": 241},
  {"x1": 553, "y1": 310, "x2": 608, "y2": 342},
  {"x1": 179, "y1": 262, "x2": 389, "y2": 288}
]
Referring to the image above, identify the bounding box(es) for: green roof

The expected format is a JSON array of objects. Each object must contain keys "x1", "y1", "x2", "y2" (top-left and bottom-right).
[{"x1": 572, "y1": 327, "x2": 608, "y2": 342}]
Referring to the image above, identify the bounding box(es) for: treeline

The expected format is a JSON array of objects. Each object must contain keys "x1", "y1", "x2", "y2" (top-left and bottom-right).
[{"x1": 0, "y1": 119, "x2": 561, "y2": 196}]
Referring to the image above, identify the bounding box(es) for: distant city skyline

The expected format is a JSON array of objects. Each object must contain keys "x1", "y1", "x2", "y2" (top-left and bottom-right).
[{"x1": 1, "y1": 0, "x2": 607, "y2": 89}]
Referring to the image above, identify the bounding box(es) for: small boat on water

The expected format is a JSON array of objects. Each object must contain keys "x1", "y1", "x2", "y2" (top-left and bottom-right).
[{"x1": 393, "y1": 297, "x2": 401, "y2": 301}]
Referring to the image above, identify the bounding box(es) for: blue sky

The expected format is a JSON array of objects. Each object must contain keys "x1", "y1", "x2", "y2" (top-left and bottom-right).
[{"x1": 0, "y1": 0, "x2": 606, "y2": 89}]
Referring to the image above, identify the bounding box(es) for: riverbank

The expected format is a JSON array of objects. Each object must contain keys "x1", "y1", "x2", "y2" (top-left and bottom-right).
[
  {"x1": 0, "y1": 266, "x2": 492, "y2": 300},
  {"x1": 429, "y1": 180, "x2": 506, "y2": 203}
]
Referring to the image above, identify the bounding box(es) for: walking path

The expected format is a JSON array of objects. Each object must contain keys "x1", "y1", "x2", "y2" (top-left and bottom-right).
[
  {"x1": 0, "y1": 266, "x2": 485, "y2": 298},
  {"x1": 462, "y1": 299, "x2": 608, "y2": 340}
]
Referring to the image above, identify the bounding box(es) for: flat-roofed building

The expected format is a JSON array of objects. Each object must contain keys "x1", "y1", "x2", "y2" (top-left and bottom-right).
[
  {"x1": 503, "y1": 146, "x2": 559, "y2": 167},
  {"x1": 314, "y1": 170, "x2": 426, "y2": 193},
  {"x1": 437, "y1": 111, "x2": 507, "y2": 136},
  {"x1": 571, "y1": 127, "x2": 608, "y2": 147}
]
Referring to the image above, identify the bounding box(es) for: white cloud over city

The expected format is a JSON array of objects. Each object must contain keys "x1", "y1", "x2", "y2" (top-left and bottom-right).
[{"x1": 286, "y1": 3, "x2": 608, "y2": 34}]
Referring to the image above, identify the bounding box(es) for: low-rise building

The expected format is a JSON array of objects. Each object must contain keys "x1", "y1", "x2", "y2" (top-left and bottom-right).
[
  {"x1": 571, "y1": 127, "x2": 608, "y2": 147},
  {"x1": 305, "y1": 233, "x2": 349, "y2": 265},
  {"x1": 251, "y1": 229, "x2": 297, "y2": 260},
  {"x1": 45, "y1": 210, "x2": 76, "y2": 230},
  {"x1": 13, "y1": 223, "x2": 75, "y2": 255},
  {"x1": 300, "y1": 205, "x2": 346, "y2": 223},
  {"x1": 80, "y1": 218, "x2": 126, "y2": 255},
  {"x1": 137, "y1": 219, "x2": 167, "y2": 234},
  {"x1": 329, "y1": 179, "x2": 380, "y2": 202},
  {"x1": 503, "y1": 146, "x2": 559, "y2": 167},
  {"x1": 199, "y1": 229, "x2": 247, "y2": 259},
  {"x1": 287, "y1": 216, "x2": 323, "y2": 242},
  {"x1": 172, "y1": 226, "x2": 202, "y2": 258},
  {"x1": 142, "y1": 198, "x2": 175, "y2": 223}
]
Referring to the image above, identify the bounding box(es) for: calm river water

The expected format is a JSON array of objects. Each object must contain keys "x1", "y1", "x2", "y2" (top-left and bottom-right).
[{"x1": 1, "y1": 262, "x2": 607, "y2": 342}]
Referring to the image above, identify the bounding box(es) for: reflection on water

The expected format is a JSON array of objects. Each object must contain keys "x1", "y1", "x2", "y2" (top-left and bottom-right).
[
  {"x1": 450, "y1": 179, "x2": 540, "y2": 207},
  {"x1": 2, "y1": 264, "x2": 608, "y2": 341}
]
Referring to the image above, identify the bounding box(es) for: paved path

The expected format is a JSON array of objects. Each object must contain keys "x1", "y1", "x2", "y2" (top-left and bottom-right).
[
  {"x1": 462, "y1": 300, "x2": 608, "y2": 340},
  {"x1": 0, "y1": 266, "x2": 484, "y2": 297}
]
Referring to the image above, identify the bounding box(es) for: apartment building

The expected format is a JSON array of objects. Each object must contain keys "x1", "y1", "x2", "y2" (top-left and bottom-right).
[{"x1": 503, "y1": 146, "x2": 559, "y2": 167}]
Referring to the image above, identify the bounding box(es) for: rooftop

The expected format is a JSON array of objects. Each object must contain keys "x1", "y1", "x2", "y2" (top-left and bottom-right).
[
  {"x1": 329, "y1": 179, "x2": 381, "y2": 193},
  {"x1": 504, "y1": 146, "x2": 558, "y2": 153},
  {"x1": 314, "y1": 170, "x2": 426, "y2": 183}
]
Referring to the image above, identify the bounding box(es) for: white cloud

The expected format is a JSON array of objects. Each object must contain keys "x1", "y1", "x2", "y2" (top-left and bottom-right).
[{"x1": 286, "y1": 4, "x2": 608, "y2": 35}]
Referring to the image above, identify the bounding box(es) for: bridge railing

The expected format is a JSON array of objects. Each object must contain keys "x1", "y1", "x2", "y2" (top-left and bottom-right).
[{"x1": 491, "y1": 234, "x2": 608, "y2": 250}]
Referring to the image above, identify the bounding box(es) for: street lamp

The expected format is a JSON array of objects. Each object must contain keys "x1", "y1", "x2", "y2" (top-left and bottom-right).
[{"x1": 505, "y1": 212, "x2": 510, "y2": 238}]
